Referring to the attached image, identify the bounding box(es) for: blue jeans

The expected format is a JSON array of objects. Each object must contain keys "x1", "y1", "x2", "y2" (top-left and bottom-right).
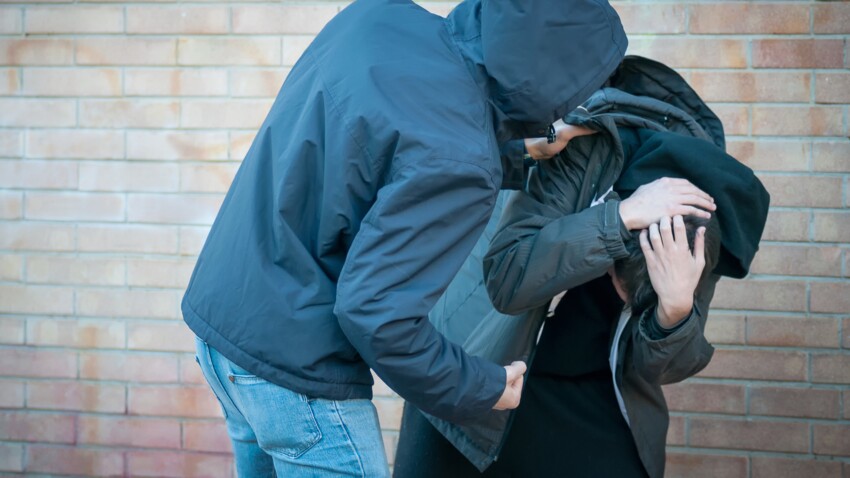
[{"x1": 195, "y1": 337, "x2": 390, "y2": 477}]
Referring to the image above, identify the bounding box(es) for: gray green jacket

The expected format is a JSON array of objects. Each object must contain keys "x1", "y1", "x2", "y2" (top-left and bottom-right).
[{"x1": 422, "y1": 56, "x2": 726, "y2": 477}]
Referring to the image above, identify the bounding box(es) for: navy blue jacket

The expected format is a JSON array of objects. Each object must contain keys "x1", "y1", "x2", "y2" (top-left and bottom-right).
[{"x1": 182, "y1": 0, "x2": 626, "y2": 423}]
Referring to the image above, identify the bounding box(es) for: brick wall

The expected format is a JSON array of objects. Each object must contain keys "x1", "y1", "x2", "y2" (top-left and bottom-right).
[{"x1": 0, "y1": 1, "x2": 847, "y2": 476}]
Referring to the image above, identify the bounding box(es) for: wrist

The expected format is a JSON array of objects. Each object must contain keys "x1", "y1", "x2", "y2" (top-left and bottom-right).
[
  {"x1": 657, "y1": 299, "x2": 693, "y2": 328},
  {"x1": 618, "y1": 199, "x2": 636, "y2": 230}
]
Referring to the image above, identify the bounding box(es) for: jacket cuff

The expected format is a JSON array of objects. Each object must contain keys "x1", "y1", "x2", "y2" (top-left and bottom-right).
[
  {"x1": 638, "y1": 301, "x2": 702, "y2": 349},
  {"x1": 499, "y1": 140, "x2": 530, "y2": 190},
  {"x1": 602, "y1": 199, "x2": 629, "y2": 259}
]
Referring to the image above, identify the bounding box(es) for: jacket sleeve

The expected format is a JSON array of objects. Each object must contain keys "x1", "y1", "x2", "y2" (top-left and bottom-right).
[
  {"x1": 483, "y1": 159, "x2": 631, "y2": 315},
  {"x1": 334, "y1": 157, "x2": 506, "y2": 423},
  {"x1": 628, "y1": 273, "x2": 720, "y2": 385}
]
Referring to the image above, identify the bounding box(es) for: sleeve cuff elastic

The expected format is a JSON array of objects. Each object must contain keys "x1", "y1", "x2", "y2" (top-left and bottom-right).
[
  {"x1": 602, "y1": 199, "x2": 629, "y2": 259},
  {"x1": 498, "y1": 140, "x2": 529, "y2": 190}
]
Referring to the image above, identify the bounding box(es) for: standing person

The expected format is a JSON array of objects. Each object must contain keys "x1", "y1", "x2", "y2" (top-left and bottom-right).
[{"x1": 183, "y1": 0, "x2": 627, "y2": 476}]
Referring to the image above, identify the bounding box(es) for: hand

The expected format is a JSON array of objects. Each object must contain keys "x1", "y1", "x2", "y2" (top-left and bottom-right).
[
  {"x1": 524, "y1": 119, "x2": 596, "y2": 160},
  {"x1": 639, "y1": 215, "x2": 706, "y2": 328},
  {"x1": 492, "y1": 361, "x2": 527, "y2": 410},
  {"x1": 619, "y1": 177, "x2": 716, "y2": 230}
]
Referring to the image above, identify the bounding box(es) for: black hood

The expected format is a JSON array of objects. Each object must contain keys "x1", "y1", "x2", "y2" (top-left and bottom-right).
[{"x1": 446, "y1": 0, "x2": 628, "y2": 139}]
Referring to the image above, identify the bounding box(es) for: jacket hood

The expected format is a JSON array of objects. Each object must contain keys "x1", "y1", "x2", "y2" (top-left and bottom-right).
[{"x1": 446, "y1": 0, "x2": 628, "y2": 139}]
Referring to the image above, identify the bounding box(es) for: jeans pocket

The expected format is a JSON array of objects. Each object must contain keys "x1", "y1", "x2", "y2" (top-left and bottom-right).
[{"x1": 228, "y1": 367, "x2": 322, "y2": 458}]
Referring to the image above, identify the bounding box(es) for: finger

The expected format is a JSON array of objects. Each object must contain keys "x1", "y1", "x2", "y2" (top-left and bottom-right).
[
  {"x1": 659, "y1": 216, "x2": 674, "y2": 248},
  {"x1": 678, "y1": 193, "x2": 717, "y2": 211},
  {"x1": 673, "y1": 215, "x2": 687, "y2": 246},
  {"x1": 673, "y1": 205, "x2": 712, "y2": 220},
  {"x1": 648, "y1": 222, "x2": 663, "y2": 252},
  {"x1": 694, "y1": 226, "x2": 706, "y2": 270},
  {"x1": 505, "y1": 361, "x2": 527, "y2": 382},
  {"x1": 639, "y1": 229, "x2": 657, "y2": 266}
]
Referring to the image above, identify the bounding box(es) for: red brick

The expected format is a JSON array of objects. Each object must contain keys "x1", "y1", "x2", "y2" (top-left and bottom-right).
[
  {"x1": 814, "y1": 3, "x2": 850, "y2": 34},
  {"x1": 0, "y1": 68, "x2": 18, "y2": 95},
  {"x1": 762, "y1": 210, "x2": 809, "y2": 242},
  {"x1": 0, "y1": 443, "x2": 22, "y2": 473},
  {"x1": 812, "y1": 354, "x2": 850, "y2": 385},
  {"x1": 383, "y1": 432, "x2": 398, "y2": 467},
  {"x1": 712, "y1": 279, "x2": 807, "y2": 312},
  {"x1": 727, "y1": 140, "x2": 809, "y2": 172},
  {"x1": 666, "y1": 453, "x2": 748, "y2": 478},
  {"x1": 843, "y1": 318, "x2": 850, "y2": 349},
  {"x1": 129, "y1": 386, "x2": 222, "y2": 418},
  {"x1": 705, "y1": 311, "x2": 746, "y2": 345},
  {"x1": 26, "y1": 445, "x2": 124, "y2": 476},
  {"x1": 753, "y1": 40, "x2": 844, "y2": 69},
  {"x1": 181, "y1": 99, "x2": 273, "y2": 128},
  {"x1": 698, "y1": 349, "x2": 807, "y2": 382},
  {"x1": 77, "y1": 224, "x2": 179, "y2": 254},
  {"x1": 127, "y1": 6, "x2": 228, "y2": 34},
  {"x1": 127, "y1": 322, "x2": 195, "y2": 352},
  {"x1": 0, "y1": 380, "x2": 24, "y2": 408},
  {"x1": 127, "y1": 130, "x2": 229, "y2": 161},
  {"x1": 752, "y1": 456, "x2": 842, "y2": 478},
  {"x1": 374, "y1": 397, "x2": 403, "y2": 430},
  {"x1": 25, "y1": 6, "x2": 123, "y2": 34},
  {"x1": 709, "y1": 104, "x2": 749, "y2": 135},
  {"x1": 813, "y1": 212, "x2": 850, "y2": 243},
  {"x1": 0, "y1": 223, "x2": 75, "y2": 252},
  {"x1": 689, "y1": 4, "x2": 809, "y2": 34},
  {"x1": 663, "y1": 382, "x2": 745, "y2": 414},
  {"x1": 182, "y1": 421, "x2": 231, "y2": 452},
  {"x1": 127, "y1": 450, "x2": 232, "y2": 478},
  {"x1": 758, "y1": 175, "x2": 842, "y2": 208},
  {"x1": 813, "y1": 424, "x2": 850, "y2": 456},
  {"x1": 613, "y1": 3, "x2": 685, "y2": 34},
  {"x1": 80, "y1": 352, "x2": 180, "y2": 383},
  {"x1": 748, "y1": 316, "x2": 840, "y2": 348},
  {"x1": 27, "y1": 256, "x2": 125, "y2": 286},
  {"x1": 0, "y1": 348, "x2": 76, "y2": 378},
  {"x1": 752, "y1": 106, "x2": 843, "y2": 137},
  {"x1": 283, "y1": 36, "x2": 314, "y2": 66},
  {"x1": 77, "y1": 288, "x2": 179, "y2": 320},
  {"x1": 127, "y1": 193, "x2": 223, "y2": 225},
  {"x1": 0, "y1": 412, "x2": 75, "y2": 443},
  {"x1": 816, "y1": 73, "x2": 850, "y2": 104},
  {"x1": 811, "y1": 282, "x2": 850, "y2": 314},
  {"x1": 78, "y1": 416, "x2": 181, "y2": 448},
  {"x1": 125, "y1": 68, "x2": 228, "y2": 97},
  {"x1": 750, "y1": 245, "x2": 841, "y2": 277},
  {"x1": 689, "y1": 417, "x2": 809, "y2": 453},
  {"x1": 27, "y1": 382, "x2": 125, "y2": 413},
  {"x1": 127, "y1": 258, "x2": 195, "y2": 288},
  {"x1": 667, "y1": 415, "x2": 685, "y2": 445},
  {"x1": 0, "y1": 317, "x2": 23, "y2": 344},
  {"x1": 27, "y1": 318, "x2": 125, "y2": 348},
  {"x1": 180, "y1": 355, "x2": 206, "y2": 384},
  {"x1": 627, "y1": 38, "x2": 747, "y2": 68},
  {"x1": 232, "y1": 5, "x2": 339, "y2": 34},
  {"x1": 813, "y1": 142, "x2": 850, "y2": 173},
  {"x1": 372, "y1": 370, "x2": 397, "y2": 398},
  {"x1": 750, "y1": 386, "x2": 840, "y2": 419},
  {"x1": 0, "y1": 39, "x2": 73, "y2": 65},
  {"x1": 230, "y1": 131, "x2": 256, "y2": 160},
  {"x1": 0, "y1": 285, "x2": 75, "y2": 315},
  {"x1": 80, "y1": 99, "x2": 180, "y2": 128}
]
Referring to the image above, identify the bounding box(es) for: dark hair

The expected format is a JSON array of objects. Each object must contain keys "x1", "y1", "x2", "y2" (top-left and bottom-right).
[{"x1": 614, "y1": 214, "x2": 721, "y2": 315}]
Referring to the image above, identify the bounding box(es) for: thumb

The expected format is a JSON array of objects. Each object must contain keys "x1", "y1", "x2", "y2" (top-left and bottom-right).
[{"x1": 505, "y1": 361, "x2": 527, "y2": 382}]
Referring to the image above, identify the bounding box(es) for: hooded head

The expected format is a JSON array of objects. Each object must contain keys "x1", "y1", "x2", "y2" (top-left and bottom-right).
[{"x1": 448, "y1": 0, "x2": 628, "y2": 139}]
